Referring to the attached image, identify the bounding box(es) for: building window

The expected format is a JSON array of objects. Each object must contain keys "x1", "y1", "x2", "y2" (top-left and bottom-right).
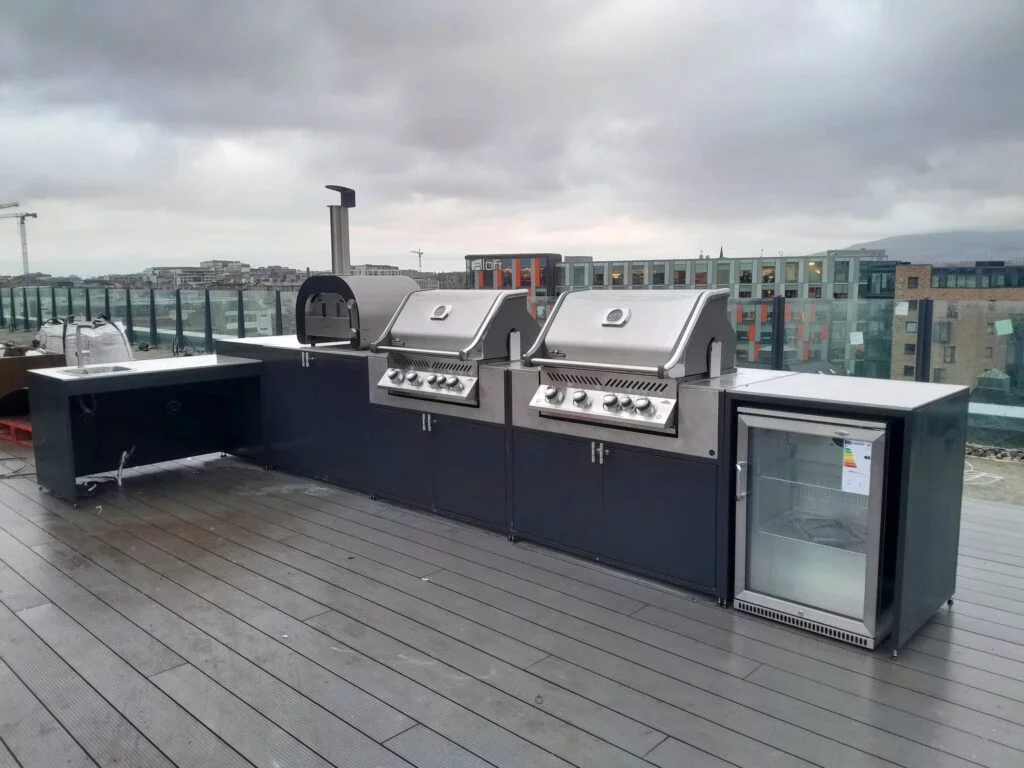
[
  {"x1": 631, "y1": 263, "x2": 646, "y2": 287},
  {"x1": 903, "y1": 365, "x2": 915, "y2": 377},
  {"x1": 985, "y1": 346, "x2": 993, "y2": 359},
  {"x1": 908, "y1": 300, "x2": 918, "y2": 311},
  {"x1": 907, "y1": 276, "x2": 919, "y2": 289},
  {"x1": 610, "y1": 263, "x2": 624, "y2": 287},
  {"x1": 592, "y1": 264, "x2": 605, "y2": 287},
  {"x1": 785, "y1": 261, "x2": 799, "y2": 283},
  {"x1": 947, "y1": 302, "x2": 958, "y2": 318},
  {"x1": 904, "y1": 343, "x2": 916, "y2": 355},
  {"x1": 672, "y1": 262, "x2": 686, "y2": 285},
  {"x1": 943, "y1": 346, "x2": 956, "y2": 363},
  {"x1": 833, "y1": 284, "x2": 849, "y2": 299},
  {"x1": 695, "y1": 263, "x2": 709, "y2": 285},
  {"x1": 761, "y1": 287, "x2": 775, "y2": 298},
  {"x1": 987, "y1": 321, "x2": 995, "y2": 335},
  {"x1": 738, "y1": 287, "x2": 752, "y2": 298},
  {"x1": 807, "y1": 261, "x2": 822, "y2": 283},
  {"x1": 934, "y1": 321, "x2": 952, "y2": 343},
  {"x1": 834, "y1": 260, "x2": 850, "y2": 282},
  {"x1": 933, "y1": 368, "x2": 946, "y2": 383},
  {"x1": 931, "y1": 274, "x2": 943, "y2": 288},
  {"x1": 761, "y1": 265, "x2": 776, "y2": 284},
  {"x1": 716, "y1": 261, "x2": 732, "y2": 285},
  {"x1": 652, "y1": 262, "x2": 666, "y2": 286},
  {"x1": 906, "y1": 321, "x2": 918, "y2": 333},
  {"x1": 808, "y1": 286, "x2": 822, "y2": 298},
  {"x1": 739, "y1": 261, "x2": 754, "y2": 284},
  {"x1": 785, "y1": 285, "x2": 799, "y2": 298}
]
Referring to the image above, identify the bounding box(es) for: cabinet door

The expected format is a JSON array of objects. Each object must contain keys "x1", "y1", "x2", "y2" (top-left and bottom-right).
[
  {"x1": 512, "y1": 430, "x2": 602, "y2": 554},
  {"x1": 601, "y1": 443, "x2": 718, "y2": 590},
  {"x1": 310, "y1": 355, "x2": 371, "y2": 490},
  {"x1": 431, "y1": 416, "x2": 506, "y2": 530},
  {"x1": 262, "y1": 351, "x2": 317, "y2": 476},
  {"x1": 367, "y1": 406, "x2": 433, "y2": 506}
]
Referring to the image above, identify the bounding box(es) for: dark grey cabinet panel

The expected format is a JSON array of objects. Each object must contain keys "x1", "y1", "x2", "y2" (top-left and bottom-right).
[
  {"x1": 512, "y1": 431, "x2": 602, "y2": 553},
  {"x1": 310, "y1": 355, "x2": 371, "y2": 490},
  {"x1": 369, "y1": 406, "x2": 433, "y2": 507},
  {"x1": 431, "y1": 417, "x2": 506, "y2": 529},
  {"x1": 601, "y1": 444, "x2": 718, "y2": 589},
  {"x1": 261, "y1": 351, "x2": 316, "y2": 476}
]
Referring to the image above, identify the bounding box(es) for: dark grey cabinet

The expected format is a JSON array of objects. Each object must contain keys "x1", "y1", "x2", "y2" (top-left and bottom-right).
[
  {"x1": 601, "y1": 444, "x2": 717, "y2": 589},
  {"x1": 512, "y1": 431, "x2": 602, "y2": 553},
  {"x1": 369, "y1": 408, "x2": 508, "y2": 530},
  {"x1": 261, "y1": 349, "x2": 317, "y2": 477},
  {"x1": 512, "y1": 429, "x2": 719, "y2": 591}
]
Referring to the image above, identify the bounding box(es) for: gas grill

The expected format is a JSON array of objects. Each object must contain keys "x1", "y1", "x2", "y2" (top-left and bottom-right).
[
  {"x1": 370, "y1": 289, "x2": 539, "y2": 409},
  {"x1": 511, "y1": 287, "x2": 789, "y2": 599},
  {"x1": 295, "y1": 274, "x2": 419, "y2": 348},
  {"x1": 366, "y1": 288, "x2": 540, "y2": 530}
]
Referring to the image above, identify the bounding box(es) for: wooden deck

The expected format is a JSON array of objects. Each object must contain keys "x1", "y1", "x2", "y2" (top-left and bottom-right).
[{"x1": 0, "y1": 448, "x2": 1023, "y2": 767}]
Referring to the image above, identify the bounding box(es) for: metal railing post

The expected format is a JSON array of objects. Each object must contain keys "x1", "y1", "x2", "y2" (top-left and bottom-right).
[
  {"x1": 49, "y1": 286, "x2": 56, "y2": 319},
  {"x1": 237, "y1": 290, "x2": 246, "y2": 338},
  {"x1": 84, "y1": 289, "x2": 92, "y2": 320},
  {"x1": 204, "y1": 290, "x2": 213, "y2": 352},
  {"x1": 0, "y1": 285, "x2": 5, "y2": 327},
  {"x1": 35, "y1": 287, "x2": 43, "y2": 328},
  {"x1": 274, "y1": 290, "x2": 284, "y2": 336},
  {"x1": 8, "y1": 287, "x2": 14, "y2": 330},
  {"x1": 770, "y1": 296, "x2": 786, "y2": 370},
  {"x1": 67, "y1": 287, "x2": 74, "y2": 318},
  {"x1": 104, "y1": 288, "x2": 111, "y2": 319},
  {"x1": 22, "y1": 287, "x2": 29, "y2": 330},
  {"x1": 125, "y1": 288, "x2": 135, "y2": 344},
  {"x1": 148, "y1": 289, "x2": 158, "y2": 347},
  {"x1": 174, "y1": 289, "x2": 184, "y2": 348},
  {"x1": 914, "y1": 299, "x2": 933, "y2": 382}
]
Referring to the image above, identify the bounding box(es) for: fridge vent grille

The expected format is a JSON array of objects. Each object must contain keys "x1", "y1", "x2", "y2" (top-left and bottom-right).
[{"x1": 735, "y1": 600, "x2": 872, "y2": 649}]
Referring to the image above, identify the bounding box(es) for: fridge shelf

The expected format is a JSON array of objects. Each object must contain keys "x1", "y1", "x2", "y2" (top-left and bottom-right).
[{"x1": 753, "y1": 474, "x2": 868, "y2": 553}]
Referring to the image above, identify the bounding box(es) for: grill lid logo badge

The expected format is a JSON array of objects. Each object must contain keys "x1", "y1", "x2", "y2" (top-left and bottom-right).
[{"x1": 601, "y1": 308, "x2": 631, "y2": 327}]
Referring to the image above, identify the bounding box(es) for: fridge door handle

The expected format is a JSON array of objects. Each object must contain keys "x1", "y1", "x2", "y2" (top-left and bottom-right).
[
  {"x1": 834, "y1": 429, "x2": 851, "y2": 437},
  {"x1": 736, "y1": 461, "x2": 749, "y2": 501}
]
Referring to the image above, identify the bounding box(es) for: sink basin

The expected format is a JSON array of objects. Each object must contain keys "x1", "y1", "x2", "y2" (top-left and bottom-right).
[{"x1": 63, "y1": 365, "x2": 134, "y2": 376}]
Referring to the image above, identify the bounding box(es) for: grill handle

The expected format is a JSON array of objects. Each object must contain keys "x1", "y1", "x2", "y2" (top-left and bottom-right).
[
  {"x1": 526, "y1": 357, "x2": 660, "y2": 376},
  {"x1": 373, "y1": 345, "x2": 462, "y2": 359}
]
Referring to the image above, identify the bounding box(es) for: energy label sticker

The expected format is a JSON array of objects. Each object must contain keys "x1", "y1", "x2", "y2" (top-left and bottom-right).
[{"x1": 842, "y1": 439, "x2": 872, "y2": 496}]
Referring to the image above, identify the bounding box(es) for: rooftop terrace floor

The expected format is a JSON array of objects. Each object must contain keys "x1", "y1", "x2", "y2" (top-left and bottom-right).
[{"x1": 0, "y1": 446, "x2": 1022, "y2": 768}]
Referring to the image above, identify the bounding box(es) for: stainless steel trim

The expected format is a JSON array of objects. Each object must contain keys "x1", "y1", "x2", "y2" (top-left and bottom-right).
[
  {"x1": 660, "y1": 288, "x2": 730, "y2": 377},
  {"x1": 737, "y1": 407, "x2": 885, "y2": 431},
  {"x1": 738, "y1": 412, "x2": 884, "y2": 442},
  {"x1": 523, "y1": 289, "x2": 575, "y2": 364},
  {"x1": 527, "y1": 358, "x2": 660, "y2": 375},
  {"x1": 460, "y1": 288, "x2": 529, "y2": 360},
  {"x1": 374, "y1": 345, "x2": 462, "y2": 359},
  {"x1": 735, "y1": 461, "x2": 748, "y2": 501},
  {"x1": 370, "y1": 289, "x2": 421, "y2": 351}
]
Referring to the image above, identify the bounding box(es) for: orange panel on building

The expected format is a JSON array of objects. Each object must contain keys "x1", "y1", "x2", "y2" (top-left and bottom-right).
[
  {"x1": 803, "y1": 343, "x2": 810, "y2": 361},
  {"x1": 747, "y1": 324, "x2": 756, "y2": 341}
]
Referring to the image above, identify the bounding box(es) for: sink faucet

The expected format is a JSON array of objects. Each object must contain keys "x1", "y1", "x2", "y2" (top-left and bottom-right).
[{"x1": 74, "y1": 325, "x2": 90, "y2": 372}]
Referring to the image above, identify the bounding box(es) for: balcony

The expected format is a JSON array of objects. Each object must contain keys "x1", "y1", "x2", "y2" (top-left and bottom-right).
[{"x1": 0, "y1": 443, "x2": 1020, "y2": 767}]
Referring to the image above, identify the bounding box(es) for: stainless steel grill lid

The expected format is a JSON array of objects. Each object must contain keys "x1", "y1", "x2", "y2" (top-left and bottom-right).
[
  {"x1": 524, "y1": 288, "x2": 735, "y2": 379},
  {"x1": 295, "y1": 274, "x2": 419, "y2": 348},
  {"x1": 373, "y1": 289, "x2": 539, "y2": 361},
  {"x1": 372, "y1": 288, "x2": 540, "y2": 405}
]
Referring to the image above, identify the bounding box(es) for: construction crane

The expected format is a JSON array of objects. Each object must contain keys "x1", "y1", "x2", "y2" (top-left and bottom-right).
[
  {"x1": 409, "y1": 248, "x2": 424, "y2": 271},
  {"x1": 0, "y1": 205, "x2": 38, "y2": 277}
]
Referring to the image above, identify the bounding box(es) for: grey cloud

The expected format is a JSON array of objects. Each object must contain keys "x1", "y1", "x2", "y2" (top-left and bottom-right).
[{"x1": 0, "y1": 0, "x2": 1022, "y2": 247}]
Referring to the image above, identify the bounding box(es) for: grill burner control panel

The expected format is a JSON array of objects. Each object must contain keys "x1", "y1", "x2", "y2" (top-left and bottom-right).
[
  {"x1": 529, "y1": 385, "x2": 677, "y2": 433},
  {"x1": 378, "y1": 367, "x2": 479, "y2": 404}
]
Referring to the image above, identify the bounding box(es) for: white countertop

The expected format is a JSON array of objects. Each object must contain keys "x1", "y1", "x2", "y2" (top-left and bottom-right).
[
  {"x1": 31, "y1": 354, "x2": 258, "y2": 382},
  {"x1": 729, "y1": 372, "x2": 968, "y2": 411},
  {"x1": 216, "y1": 335, "x2": 352, "y2": 351}
]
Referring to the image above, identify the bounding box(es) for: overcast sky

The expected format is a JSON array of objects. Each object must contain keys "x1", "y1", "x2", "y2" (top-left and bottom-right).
[{"x1": 2, "y1": 0, "x2": 1022, "y2": 276}]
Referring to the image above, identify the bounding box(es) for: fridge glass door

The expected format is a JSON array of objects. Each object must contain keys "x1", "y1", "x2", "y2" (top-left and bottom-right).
[{"x1": 739, "y1": 412, "x2": 885, "y2": 623}]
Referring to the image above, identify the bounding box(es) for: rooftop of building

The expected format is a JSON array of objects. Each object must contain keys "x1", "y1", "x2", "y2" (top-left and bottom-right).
[{"x1": 0, "y1": 441, "x2": 1021, "y2": 768}]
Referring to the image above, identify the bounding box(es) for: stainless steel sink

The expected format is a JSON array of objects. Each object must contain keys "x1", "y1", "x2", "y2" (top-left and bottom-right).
[{"x1": 63, "y1": 365, "x2": 134, "y2": 376}]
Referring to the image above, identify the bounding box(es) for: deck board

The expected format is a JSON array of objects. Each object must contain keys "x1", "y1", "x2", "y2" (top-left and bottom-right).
[{"x1": 0, "y1": 452, "x2": 1021, "y2": 767}]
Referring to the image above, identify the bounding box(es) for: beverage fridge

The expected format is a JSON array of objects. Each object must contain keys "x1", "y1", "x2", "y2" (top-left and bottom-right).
[{"x1": 727, "y1": 374, "x2": 969, "y2": 653}]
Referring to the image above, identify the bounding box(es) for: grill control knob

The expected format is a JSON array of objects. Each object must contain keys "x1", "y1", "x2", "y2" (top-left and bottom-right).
[
  {"x1": 635, "y1": 397, "x2": 653, "y2": 414},
  {"x1": 406, "y1": 371, "x2": 420, "y2": 384},
  {"x1": 572, "y1": 390, "x2": 589, "y2": 407},
  {"x1": 426, "y1": 373, "x2": 438, "y2": 386},
  {"x1": 386, "y1": 368, "x2": 400, "y2": 381},
  {"x1": 543, "y1": 386, "x2": 563, "y2": 403},
  {"x1": 602, "y1": 394, "x2": 619, "y2": 410},
  {"x1": 618, "y1": 394, "x2": 633, "y2": 410},
  {"x1": 446, "y1": 376, "x2": 461, "y2": 389}
]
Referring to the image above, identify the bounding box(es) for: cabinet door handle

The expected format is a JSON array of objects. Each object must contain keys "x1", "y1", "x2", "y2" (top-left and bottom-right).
[
  {"x1": 599, "y1": 442, "x2": 607, "y2": 465},
  {"x1": 426, "y1": 414, "x2": 432, "y2": 432},
  {"x1": 736, "y1": 461, "x2": 749, "y2": 501},
  {"x1": 421, "y1": 413, "x2": 426, "y2": 432},
  {"x1": 590, "y1": 441, "x2": 596, "y2": 464}
]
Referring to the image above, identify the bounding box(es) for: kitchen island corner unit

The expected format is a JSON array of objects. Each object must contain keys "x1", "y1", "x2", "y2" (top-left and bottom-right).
[
  {"x1": 28, "y1": 355, "x2": 262, "y2": 503},
  {"x1": 726, "y1": 373, "x2": 969, "y2": 653}
]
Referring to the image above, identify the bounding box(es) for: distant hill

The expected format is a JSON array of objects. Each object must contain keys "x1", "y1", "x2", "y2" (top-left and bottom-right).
[{"x1": 844, "y1": 231, "x2": 1024, "y2": 264}]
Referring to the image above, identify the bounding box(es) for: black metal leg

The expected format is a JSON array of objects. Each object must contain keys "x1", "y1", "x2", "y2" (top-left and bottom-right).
[
  {"x1": 947, "y1": 598, "x2": 954, "y2": 607},
  {"x1": 891, "y1": 648, "x2": 899, "y2": 660}
]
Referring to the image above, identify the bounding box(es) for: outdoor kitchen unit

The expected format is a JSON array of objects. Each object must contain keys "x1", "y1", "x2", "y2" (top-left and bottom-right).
[
  {"x1": 367, "y1": 289, "x2": 540, "y2": 529},
  {"x1": 511, "y1": 288, "x2": 784, "y2": 599},
  {"x1": 295, "y1": 273, "x2": 419, "y2": 347}
]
